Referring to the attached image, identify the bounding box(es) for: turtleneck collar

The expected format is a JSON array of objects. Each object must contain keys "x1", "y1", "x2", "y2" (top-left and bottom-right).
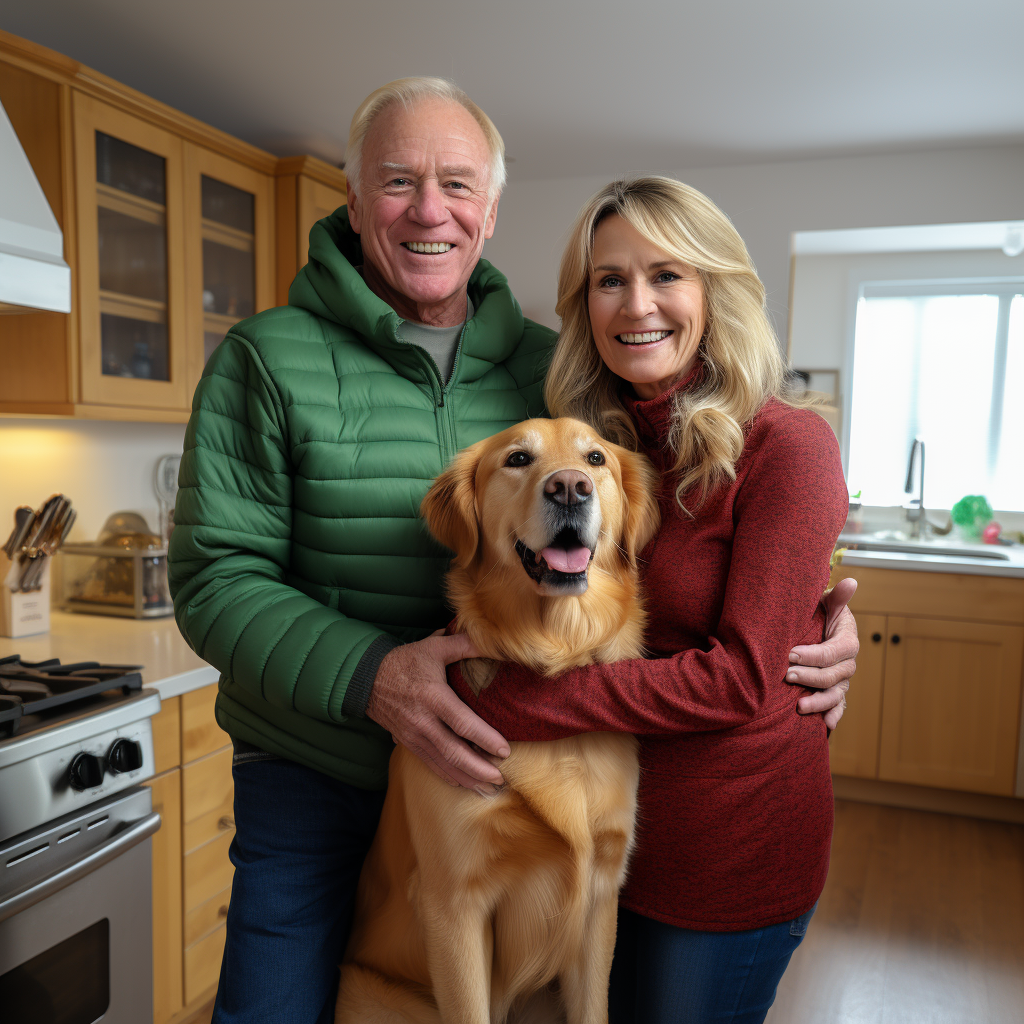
[{"x1": 623, "y1": 358, "x2": 706, "y2": 445}]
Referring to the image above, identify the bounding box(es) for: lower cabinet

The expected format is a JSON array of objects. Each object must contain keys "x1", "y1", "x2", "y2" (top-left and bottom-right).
[
  {"x1": 150, "y1": 684, "x2": 235, "y2": 1024},
  {"x1": 830, "y1": 566, "x2": 1024, "y2": 797}
]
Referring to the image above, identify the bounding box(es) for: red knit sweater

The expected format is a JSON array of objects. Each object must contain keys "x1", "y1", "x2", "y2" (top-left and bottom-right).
[{"x1": 448, "y1": 374, "x2": 848, "y2": 931}]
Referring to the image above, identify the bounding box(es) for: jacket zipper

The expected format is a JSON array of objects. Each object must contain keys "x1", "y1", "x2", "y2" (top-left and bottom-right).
[{"x1": 436, "y1": 322, "x2": 468, "y2": 463}]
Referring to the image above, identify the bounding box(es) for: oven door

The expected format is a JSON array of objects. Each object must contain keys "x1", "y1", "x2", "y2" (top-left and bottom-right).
[{"x1": 0, "y1": 787, "x2": 160, "y2": 1024}]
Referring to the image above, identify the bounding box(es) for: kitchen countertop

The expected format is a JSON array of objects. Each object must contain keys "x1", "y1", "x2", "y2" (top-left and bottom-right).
[
  {"x1": 0, "y1": 611, "x2": 218, "y2": 699},
  {"x1": 836, "y1": 531, "x2": 1024, "y2": 578}
]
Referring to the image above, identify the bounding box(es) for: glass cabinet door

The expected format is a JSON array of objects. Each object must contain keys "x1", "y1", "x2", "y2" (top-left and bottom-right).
[
  {"x1": 96, "y1": 132, "x2": 170, "y2": 380},
  {"x1": 74, "y1": 94, "x2": 188, "y2": 410},
  {"x1": 183, "y1": 145, "x2": 274, "y2": 395},
  {"x1": 200, "y1": 175, "x2": 256, "y2": 367}
]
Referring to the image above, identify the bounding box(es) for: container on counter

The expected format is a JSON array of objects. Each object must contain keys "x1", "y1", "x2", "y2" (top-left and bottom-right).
[{"x1": 59, "y1": 512, "x2": 173, "y2": 619}]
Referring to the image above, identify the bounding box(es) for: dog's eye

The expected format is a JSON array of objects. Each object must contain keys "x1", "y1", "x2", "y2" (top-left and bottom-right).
[
  {"x1": 587, "y1": 451, "x2": 606, "y2": 466},
  {"x1": 505, "y1": 451, "x2": 532, "y2": 467}
]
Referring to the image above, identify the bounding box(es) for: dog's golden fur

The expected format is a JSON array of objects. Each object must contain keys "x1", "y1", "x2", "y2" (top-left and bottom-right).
[{"x1": 336, "y1": 418, "x2": 660, "y2": 1024}]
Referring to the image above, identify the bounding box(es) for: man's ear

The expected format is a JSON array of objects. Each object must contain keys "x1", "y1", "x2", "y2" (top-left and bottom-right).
[
  {"x1": 483, "y1": 192, "x2": 500, "y2": 240},
  {"x1": 617, "y1": 448, "x2": 661, "y2": 566},
  {"x1": 346, "y1": 180, "x2": 361, "y2": 233},
  {"x1": 420, "y1": 445, "x2": 482, "y2": 568}
]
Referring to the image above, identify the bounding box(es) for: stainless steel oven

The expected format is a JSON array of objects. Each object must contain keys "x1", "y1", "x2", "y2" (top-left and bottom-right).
[
  {"x1": 0, "y1": 788, "x2": 159, "y2": 1023},
  {"x1": 0, "y1": 659, "x2": 161, "y2": 1024}
]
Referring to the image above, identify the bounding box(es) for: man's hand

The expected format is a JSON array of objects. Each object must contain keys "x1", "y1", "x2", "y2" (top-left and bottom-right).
[
  {"x1": 366, "y1": 631, "x2": 510, "y2": 794},
  {"x1": 788, "y1": 577, "x2": 859, "y2": 730}
]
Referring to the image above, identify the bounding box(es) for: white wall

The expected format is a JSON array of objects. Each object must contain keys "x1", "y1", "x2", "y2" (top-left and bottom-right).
[
  {"x1": 790, "y1": 248, "x2": 1024, "y2": 372},
  {"x1": 0, "y1": 418, "x2": 185, "y2": 544},
  {"x1": 484, "y1": 142, "x2": 1024, "y2": 340}
]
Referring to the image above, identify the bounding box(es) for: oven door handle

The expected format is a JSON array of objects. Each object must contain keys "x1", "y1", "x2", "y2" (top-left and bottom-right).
[{"x1": 0, "y1": 812, "x2": 161, "y2": 924}]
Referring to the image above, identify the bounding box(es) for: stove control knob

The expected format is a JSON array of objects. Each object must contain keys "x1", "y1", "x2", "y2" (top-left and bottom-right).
[
  {"x1": 68, "y1": 752, "x2": 104, "y2": 790},
  {"x1": 108, "y1": 738, "x2": 144, "y2": 774}
]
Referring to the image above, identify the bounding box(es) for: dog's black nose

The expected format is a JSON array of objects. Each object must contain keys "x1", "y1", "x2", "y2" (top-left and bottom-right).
[{"x1": 544, "y1": 470, "x2": 593, "y2": 506}]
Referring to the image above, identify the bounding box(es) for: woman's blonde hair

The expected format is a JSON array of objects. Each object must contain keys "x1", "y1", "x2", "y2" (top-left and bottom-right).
[
  {"x1": 545, "y1": 176, "x2": 791, "y2": 513},
  {"x1": 346, "y1": 77, "x2": 506, "y2": 198}
]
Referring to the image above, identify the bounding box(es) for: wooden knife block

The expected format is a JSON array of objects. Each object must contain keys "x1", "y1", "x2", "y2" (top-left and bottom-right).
[{"x1": 1, "y1": 550, "x2": 51, "y2": 638}]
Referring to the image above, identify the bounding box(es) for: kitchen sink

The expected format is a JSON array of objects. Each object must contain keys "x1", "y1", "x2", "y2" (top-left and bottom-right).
[{"x1": 839, "y1": 538, "x2": 1011, "y2": 561}]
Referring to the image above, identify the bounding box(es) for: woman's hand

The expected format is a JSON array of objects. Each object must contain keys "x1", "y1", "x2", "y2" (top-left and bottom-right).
[{"x1": 788, "y1": 578, "x2": 859, "y2": 729}]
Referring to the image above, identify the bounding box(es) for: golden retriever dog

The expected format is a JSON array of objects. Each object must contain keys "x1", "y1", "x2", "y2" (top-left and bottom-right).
[{"x1": 336, "y1": 417, "x2": 660, "y2": 1024}]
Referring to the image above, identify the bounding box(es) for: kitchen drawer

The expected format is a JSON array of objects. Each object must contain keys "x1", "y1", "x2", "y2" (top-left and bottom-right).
[
  {"x1": 151, "y1": 695, "x2": 181, "y2": 773},
  {"x1": 184, "y1": 829, "x2": 234, "y2": 912},
  {"x1": 182, "y1": 746, "x2": 234, "y2": 854},
  {"x1": 184, "y1": 922, "x2": 227, "y2": 1005},
  {"x1": 182, "y1": 684, "x2": 230, "y2": 763},
  {"x1": 184, "y1": 884, "x2": 231, "y2": 948}
]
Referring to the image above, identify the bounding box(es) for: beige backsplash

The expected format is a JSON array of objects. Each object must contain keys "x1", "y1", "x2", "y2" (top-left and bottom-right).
[{"x1": 0, "y1": 418, "x2": 186, "y2": 544}]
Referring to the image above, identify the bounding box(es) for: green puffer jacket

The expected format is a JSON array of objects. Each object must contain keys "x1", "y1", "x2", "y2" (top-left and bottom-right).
[{"x1": 168, "y1": 208, "x2": 554, "y2": 789}]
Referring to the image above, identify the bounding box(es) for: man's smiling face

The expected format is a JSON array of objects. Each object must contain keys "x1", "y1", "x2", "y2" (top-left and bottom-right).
[{"x1": 347, "y1": 96, "x2": 499, "y2": 327}]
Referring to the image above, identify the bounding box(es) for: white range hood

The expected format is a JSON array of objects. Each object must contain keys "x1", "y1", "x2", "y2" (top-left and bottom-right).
[{"x1": 0, "y1": 98, "x2": 71, "y2": 313}]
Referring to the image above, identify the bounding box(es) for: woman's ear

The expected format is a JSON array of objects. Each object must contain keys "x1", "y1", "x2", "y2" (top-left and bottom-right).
[
  {"x1": 420, "y1": 446, "x2": 481, "y2": 568},
  {"x1": 617, "y1": 448, "x2": 661, "y2": 566}
]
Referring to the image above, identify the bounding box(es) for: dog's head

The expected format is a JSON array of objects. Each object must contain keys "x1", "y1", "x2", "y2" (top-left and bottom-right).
[{"x1": 422, "y1": 418, "x2": 660, "y2": 597}]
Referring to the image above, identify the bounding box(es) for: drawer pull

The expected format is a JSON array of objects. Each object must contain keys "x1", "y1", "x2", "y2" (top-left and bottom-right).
[
  {"x1": 890, "y1": 634, "x2": 901, "y2": 645},
  {"x1": 871, "y1": 632, "x2": 882, "y2": 643},
  {"x1": 218, "y1": 904, "x2": 229, "y2": 919},
  {"x1": 218, "y1": 816, "x2": 235, "y2": 831}
]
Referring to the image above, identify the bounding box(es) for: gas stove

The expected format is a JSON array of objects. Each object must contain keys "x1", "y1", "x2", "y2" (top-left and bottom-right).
[
  {"x1": 0, "y1": 656, "x2": 160, "y2": 1024},
  {"x1": 0, "y1": 656, "x2": 159, "y2": 844}
]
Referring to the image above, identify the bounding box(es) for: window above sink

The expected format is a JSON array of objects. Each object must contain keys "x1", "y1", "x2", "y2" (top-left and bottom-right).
[{"x1": 789, "y1": 221, "x2": 1024, "y2": 515}]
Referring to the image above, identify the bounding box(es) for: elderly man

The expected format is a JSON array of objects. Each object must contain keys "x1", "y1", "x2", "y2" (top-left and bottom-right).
[{"x1": 169, "y1": 78, "x2": 856, "y2": 1024}]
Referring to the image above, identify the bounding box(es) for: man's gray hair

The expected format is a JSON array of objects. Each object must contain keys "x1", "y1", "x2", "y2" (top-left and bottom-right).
[{"x1": 345, "y1": 77, "x2": 506, "y2": 198}]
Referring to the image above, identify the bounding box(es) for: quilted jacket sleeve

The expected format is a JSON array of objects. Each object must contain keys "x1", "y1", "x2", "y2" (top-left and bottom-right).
[{"x1": 168, "y1": 332, "x2": 401, "y2": 726}]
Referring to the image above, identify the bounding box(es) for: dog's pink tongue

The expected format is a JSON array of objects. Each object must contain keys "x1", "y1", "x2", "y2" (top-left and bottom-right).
[{"x1": 540, "y1": 546, "x2": 591, "y2": 573}]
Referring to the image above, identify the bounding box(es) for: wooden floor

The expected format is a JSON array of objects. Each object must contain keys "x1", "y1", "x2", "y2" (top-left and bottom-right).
[{"x1": 765, "y1": 799, "x2": 1024, "y2": 1024}]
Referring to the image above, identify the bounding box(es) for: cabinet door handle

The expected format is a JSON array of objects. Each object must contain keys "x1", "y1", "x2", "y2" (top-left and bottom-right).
[
  {"x1": 890, "y1": 634, "x2": 901, "y2": 644},
  {"x1": 218, "y1": 904, "x2": 229, "y2": 919},
  {"x1": 218, "y1": 815, "x2": 235, "y2": 831},
  {"x1": 871, "y1": 632, "x2": 882, "y2": 643}
]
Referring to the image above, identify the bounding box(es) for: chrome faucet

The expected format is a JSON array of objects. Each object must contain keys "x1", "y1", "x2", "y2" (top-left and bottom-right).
[{"x1": 903, "y1": 437, "x2": 926, "y2": 538}]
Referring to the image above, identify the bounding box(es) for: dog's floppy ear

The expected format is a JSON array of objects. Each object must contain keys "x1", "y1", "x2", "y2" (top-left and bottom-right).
[
  {"x1": 617, "y1": 448, "x2": 661, "y2": 566},
  {"x1": 420, "y1": 444, "x2": 482, "y2": 568}
]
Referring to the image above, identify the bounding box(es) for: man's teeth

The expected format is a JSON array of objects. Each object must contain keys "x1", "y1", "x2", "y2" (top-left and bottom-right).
[
  {"x1": 404, "y1": 241, "x2": 453, "y2": 254},
  {"x1": 618, "y1": 330, "x2": 671, "y2": 345}
]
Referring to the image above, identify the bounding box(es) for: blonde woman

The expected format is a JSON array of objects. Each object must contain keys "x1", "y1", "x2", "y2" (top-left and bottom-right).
[{"x1": 450, "y1": 177, "x2": 849, "y2": 1023}]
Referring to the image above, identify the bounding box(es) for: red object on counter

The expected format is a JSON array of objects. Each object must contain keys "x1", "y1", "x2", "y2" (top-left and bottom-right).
[{"x1": 983, "y1": 521, "x2": 1002, "y2": 544}]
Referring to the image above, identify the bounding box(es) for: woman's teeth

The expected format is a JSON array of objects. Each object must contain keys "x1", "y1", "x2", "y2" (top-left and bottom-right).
[
  {"x1": 618, "y1": 330, "x2": 671, "y2": 345},
  {"x1": 403, "y1": 241, "x2": 453, "y2": 254}
]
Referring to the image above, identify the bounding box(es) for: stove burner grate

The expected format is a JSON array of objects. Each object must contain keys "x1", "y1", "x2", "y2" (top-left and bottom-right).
[{"x1": 0, "y1": 656, "x2": 143, "y2": 737}]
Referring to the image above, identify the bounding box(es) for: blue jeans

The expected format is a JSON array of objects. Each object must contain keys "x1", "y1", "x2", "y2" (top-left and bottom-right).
[
  {"x1": 608, "y1": 903, "x2": 817, "y2": 1024},
  {"x1": 211, "y1": 755, "x2": 386, "y2": 1024}
]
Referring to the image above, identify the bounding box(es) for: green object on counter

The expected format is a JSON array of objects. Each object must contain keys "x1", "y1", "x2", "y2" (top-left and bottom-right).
[{"x1": 950, "y1": 495, "x2": 993, "y2": 538}]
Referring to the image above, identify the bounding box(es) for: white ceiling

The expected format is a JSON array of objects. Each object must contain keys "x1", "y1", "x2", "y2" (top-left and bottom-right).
[{"x1": 6, "y1": 0, "x2": 1024, "y2": 181}]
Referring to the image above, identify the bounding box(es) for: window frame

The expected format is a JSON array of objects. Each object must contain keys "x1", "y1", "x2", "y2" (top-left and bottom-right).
[{"x1": 843, "y1": 274, "x2": 1024, "y2": 509}]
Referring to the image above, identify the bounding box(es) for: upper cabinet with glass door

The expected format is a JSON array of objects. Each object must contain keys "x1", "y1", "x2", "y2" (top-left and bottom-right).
[
  {"x1": 183, "y1": 146, "x2": 274, "y2": 395},
  {"x1": 0, "y1": 30, "x2": 311, "y2": 423},
  {"x1": 73, "y1": 93, "x2": 189, "y2": 409}
]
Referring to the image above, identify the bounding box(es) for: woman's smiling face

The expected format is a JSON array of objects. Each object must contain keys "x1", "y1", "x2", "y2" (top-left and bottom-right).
[{"x1": 588, "y1": 214, "x2": 706, "y2": 400}]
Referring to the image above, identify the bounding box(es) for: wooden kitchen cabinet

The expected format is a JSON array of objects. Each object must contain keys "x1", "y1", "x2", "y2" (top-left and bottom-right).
[
  {"x1": 275, "y1": 155, "x2": 347, "y2": 305},
  {"x1": 827, "y1": 611, "x2": 886, "y2": 778},
  {"x1": 183, "y1": 143, "x2": 276, "y2": 393},
  {"x1": 0, "y1": 29, "x2": 318, "y2": 424},
  {"x1": 830, "y1": 565, "x2": 1024, "y2": 797},
  {"x1": 878, "y1": 615, "x2": 1023, "y2": 794},
  {"x1": 149, "y1": 686, "x2": 234, "y2": 1024},
  {"x1": 145, "y1": 767, "x2": 185, "y2": 1024},
  {"x1": 72, "y1": 92, "x2": 191, "y2": 410}
]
